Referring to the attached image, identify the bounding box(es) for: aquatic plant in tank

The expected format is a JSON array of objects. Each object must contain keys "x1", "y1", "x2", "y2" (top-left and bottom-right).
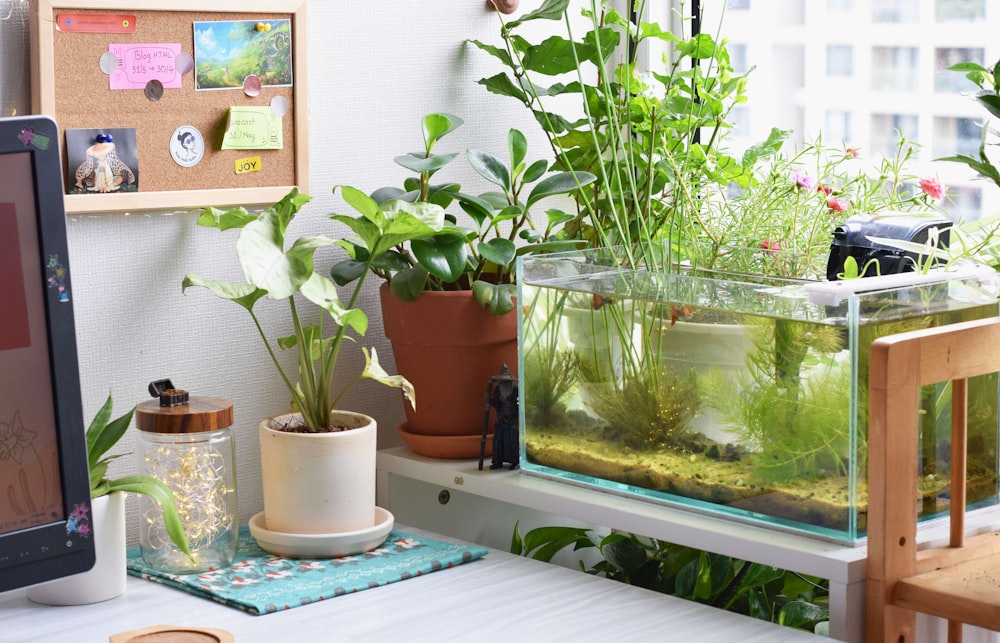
[{"x1": 518, "y1": 249, "x2": 1000, "y2": 543}]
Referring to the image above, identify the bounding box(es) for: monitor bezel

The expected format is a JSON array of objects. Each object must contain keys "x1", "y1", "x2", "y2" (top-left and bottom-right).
[{"x1": 0, "y1": 114, "x2": 94, "y2": 592}]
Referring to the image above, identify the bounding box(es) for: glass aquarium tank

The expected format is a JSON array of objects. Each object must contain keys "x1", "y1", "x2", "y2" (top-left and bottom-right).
[{"x1": 517, "y1": 248, "x2": 1000, "y2": 543}]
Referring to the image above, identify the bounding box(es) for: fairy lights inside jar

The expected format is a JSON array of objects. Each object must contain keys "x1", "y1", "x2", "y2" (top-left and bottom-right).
[{"x1": 135, "y1": 380, "x2": 237, "y2": 574}]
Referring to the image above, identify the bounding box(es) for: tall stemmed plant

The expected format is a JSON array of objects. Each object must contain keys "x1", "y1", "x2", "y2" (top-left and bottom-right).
[{"x1": 472, "y1": 0, "x2": 751, "y2": 270}]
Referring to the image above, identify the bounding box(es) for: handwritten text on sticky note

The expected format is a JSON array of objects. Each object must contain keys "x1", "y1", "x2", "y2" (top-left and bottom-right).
[
  {"x1": 222, "y1": 107, "x2": 283, "y2": 151},
  {"x1": 109, "y1": 43, "x2": 182, "y2": 90}
]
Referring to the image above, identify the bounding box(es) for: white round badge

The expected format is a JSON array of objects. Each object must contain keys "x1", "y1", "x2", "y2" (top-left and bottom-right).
[{"x1": 169, "y1": 126, "x2": 205, "y2": 168}]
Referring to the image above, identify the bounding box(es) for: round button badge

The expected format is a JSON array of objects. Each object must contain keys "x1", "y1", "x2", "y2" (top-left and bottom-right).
[{"x1": 169, "y1": 126, "x2": 205, "y2": 168}]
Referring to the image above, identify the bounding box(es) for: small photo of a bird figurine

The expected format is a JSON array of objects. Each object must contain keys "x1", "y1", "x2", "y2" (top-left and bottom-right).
[{"x1": 65, "y1": 128, "x2": 138, "y2": 195}]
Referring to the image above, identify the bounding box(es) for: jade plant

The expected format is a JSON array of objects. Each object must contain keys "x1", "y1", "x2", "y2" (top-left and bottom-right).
[
  {"x1": 330, "y1": 113, "x2": 596, "y2": 315},
  {"x1": 182, "y1": 188, "x2": 416, "y2": 432},
  {"x1": 88, "y1": 394, "x2": 190, "y2": 557}
]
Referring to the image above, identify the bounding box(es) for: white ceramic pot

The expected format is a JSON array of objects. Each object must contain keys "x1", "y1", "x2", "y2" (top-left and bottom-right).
[
  {"x1": 27, "y1": 492, "x2": 126, "y2": 605},
  {"x1": 259, "y1": 411, "x2": 377, "y2": 535}
]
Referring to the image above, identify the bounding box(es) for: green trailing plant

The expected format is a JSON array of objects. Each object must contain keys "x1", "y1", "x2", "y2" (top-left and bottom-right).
[
  {"x1": 183, "y1": 188, "x2": 416, "y2": 432},
  {"x1": 511, "y1": 523, "x2": 829, "y2": 633},
  {"x1": 331, "y1": 113, "x2": 596, "y2": 315},
  {"x1": 87, "y1": 394, "x2": 191, "y2": 558}
]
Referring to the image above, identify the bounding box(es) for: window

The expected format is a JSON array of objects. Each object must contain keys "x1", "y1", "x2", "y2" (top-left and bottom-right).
[
  {"x1": 827, "y1": 45, "x2": 853, "y2": 77},
  {"x1": 870, "y1": 113, "x2": 919, "y2": 158},
  {"x1": 872, "y1": 47, "x2": 920, "y2": 91},
  {"x1": 934, "y1": 116, "x2": 980, "y2": 158},
  {"x1": 693, "y1": 0, "x2": 1000, "y2": 220},
  {"x1": 935, "y1": 47, "x2": 985, "y2": 93},
  {"x1": 936, "y1": 0, "x2": 986, "y2": 21},
  {"x1": 873, "y1": 0, "x2": 920, "y2": 22},
  {"x1": 825, "y1": 110, "x2": 852, "y2": 144}
]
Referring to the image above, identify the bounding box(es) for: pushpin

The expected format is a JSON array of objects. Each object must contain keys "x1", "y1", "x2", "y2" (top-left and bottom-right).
[
  {"x1": 255, "y1": 22, "x2": 270, "y2": 32},
  {"x1": 96, "y1": 132, "x2": 113, "y2": 144}
]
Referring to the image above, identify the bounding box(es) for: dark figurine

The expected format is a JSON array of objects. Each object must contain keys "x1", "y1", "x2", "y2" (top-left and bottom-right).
[{"x1": 479, "y1": 364, "x2": 519, "y2": 471}]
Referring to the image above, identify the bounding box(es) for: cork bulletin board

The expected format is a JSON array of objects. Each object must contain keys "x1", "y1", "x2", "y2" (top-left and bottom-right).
[{"x1": 31, "y1": 0, "x2": 309, "y2": 214}]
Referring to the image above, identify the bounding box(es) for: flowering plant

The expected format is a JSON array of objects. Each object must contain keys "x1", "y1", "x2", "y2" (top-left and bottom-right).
[{"x1": 691, "y1": 133, "x2": 949, "y2": 278}]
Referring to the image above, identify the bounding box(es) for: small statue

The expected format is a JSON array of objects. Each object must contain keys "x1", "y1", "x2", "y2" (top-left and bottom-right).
[{"x1": 480, "y1": 364, "x2": 519, "y2": 471}]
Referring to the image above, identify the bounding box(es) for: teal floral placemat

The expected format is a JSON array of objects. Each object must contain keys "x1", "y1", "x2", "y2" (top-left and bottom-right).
[{"x1": 127, "y1": 526, "x2": 489, "y2": 615}]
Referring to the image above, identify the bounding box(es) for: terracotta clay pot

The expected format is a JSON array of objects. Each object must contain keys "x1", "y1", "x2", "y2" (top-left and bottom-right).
[{"x1": 380, "y1": 284, "x2": 516, "y2": 458}]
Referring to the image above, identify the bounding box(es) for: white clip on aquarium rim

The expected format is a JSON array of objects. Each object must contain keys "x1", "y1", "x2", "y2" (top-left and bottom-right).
[{"x1": 803, "y1": 264, "x2": 998, "y2": 306}]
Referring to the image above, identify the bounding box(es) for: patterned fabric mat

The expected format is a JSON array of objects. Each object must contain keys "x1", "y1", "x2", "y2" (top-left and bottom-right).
[{"x1": 127, "y1": 526, "x2": 489, "y2": 615}]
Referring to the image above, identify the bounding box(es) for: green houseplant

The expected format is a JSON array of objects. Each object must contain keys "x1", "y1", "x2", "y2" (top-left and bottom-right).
[
  {"x1": 27, "y1": 394, "x2": 189, "y2": 605},
  {"x1": 330, "y1": 113, "x2": 595, "y2": 458},
  {"x1": 182, "y1": 188, "x2": 418, "y2": 550}
]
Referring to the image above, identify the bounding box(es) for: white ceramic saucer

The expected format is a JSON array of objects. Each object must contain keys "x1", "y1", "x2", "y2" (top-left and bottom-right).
[{"x1": 248, "y1": 507, "x2": 394, "y2": 559}]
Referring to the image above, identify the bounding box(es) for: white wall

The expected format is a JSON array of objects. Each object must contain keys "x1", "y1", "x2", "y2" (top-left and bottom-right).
[{"x1": 63, "y1": 0, "x2": 550, "y2": 541}]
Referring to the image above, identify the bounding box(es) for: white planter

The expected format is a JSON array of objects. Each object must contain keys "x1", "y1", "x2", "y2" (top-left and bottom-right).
[
  {"x1": 259, "y1": 411, "x2": 377, "y2": 535},
  {"x1": 27, "y1": 492, "x2": 126, "y2": 605}
]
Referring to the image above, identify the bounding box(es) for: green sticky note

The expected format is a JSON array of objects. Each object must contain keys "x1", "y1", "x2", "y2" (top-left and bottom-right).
[{"x1": 221, "y1": 106, "x2": 283, "y2": 150}]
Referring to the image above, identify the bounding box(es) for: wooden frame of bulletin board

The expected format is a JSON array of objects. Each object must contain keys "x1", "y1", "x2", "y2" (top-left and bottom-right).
[{"x1": 31, "y1": 0, "x2": 308, "y2": 214}]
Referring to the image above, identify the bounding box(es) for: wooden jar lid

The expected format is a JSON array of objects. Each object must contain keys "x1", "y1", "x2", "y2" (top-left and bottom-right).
[{"x1": 135, "y1": 396, "x2": 233, "y2": 434}]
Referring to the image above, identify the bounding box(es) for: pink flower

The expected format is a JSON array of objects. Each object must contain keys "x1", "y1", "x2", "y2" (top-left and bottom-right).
[
  {"x1": 816, "y1": 185, "x2": 831, "y2": 196},
  {"x1": 845, "y1": 147, "x2": 860, "y2": 159},
  {"x1": 759, "y1": 239, "x2": 780, "y2": 254},
  {"x1": 919, "y1": 177, "x2": 945, "y2": 201},
  {"x1": 793, "y1": 171, "x2": 815, "y2": 190},
  {"x1": 827, "y1": 197, "x2": 850, "y2": 213}
]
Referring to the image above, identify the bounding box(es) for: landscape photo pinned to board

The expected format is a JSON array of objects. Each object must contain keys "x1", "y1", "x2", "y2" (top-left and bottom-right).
[
  {"x1": 65, "y1": 128, "x2": 139, "y2": 195},
  {"x1": 193, "y1": 19, "x2": 293, "y2": 91}
]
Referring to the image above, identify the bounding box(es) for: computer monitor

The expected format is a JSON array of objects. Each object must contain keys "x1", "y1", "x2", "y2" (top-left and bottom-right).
[{"x1": 0, "y1": 114, "x2": 94, "y2": 591}]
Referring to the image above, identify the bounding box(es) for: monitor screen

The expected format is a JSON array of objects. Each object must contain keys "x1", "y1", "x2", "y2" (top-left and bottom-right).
[{"x1": 0, "y1": 115, "x2": 93, "y2": 591}]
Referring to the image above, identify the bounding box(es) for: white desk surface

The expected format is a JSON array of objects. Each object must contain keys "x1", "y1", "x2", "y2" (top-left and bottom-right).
[{"x1": 0, "y1": 527, "x2": 830, "y2": 643}]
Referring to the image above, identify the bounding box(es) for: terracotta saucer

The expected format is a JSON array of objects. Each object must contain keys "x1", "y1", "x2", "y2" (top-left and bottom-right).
[{"x1": 397, "y1": 422, "x2": 492, "y2": 459}]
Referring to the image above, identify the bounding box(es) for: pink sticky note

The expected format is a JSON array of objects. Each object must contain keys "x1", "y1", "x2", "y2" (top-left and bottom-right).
[
  {"x1": 0, "y1": 204, "x2": 31, "y2": 351},
  {"x1": 108, "y1": 43, "x2": 182, "y2": 90}
]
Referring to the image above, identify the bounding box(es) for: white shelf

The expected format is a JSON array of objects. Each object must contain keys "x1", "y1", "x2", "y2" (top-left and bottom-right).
[{"x1": 377, "y1": 446, "x2": 1000, "y2": 643}]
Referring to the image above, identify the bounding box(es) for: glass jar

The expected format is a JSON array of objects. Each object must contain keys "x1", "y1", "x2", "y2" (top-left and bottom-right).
[{"x1": 135, "y1": 385, "x2": 237, "y2": 574}]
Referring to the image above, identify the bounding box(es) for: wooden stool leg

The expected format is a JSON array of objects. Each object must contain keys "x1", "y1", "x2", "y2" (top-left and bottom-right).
[{"x1": 947, "y1": 619, "x2": 962, "y2": 643}]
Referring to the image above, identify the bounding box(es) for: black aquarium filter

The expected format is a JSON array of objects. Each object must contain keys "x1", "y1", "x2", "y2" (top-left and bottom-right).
[{"x1": 825, "y1": 213, "x2": 953, "y2": 281}]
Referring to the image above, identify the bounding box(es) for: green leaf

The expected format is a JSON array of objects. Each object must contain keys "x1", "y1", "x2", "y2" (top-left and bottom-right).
[
  {"x1": 779, "y1": 601, "x2": 829, "y2": 629},
  {"x1": 338, "y1": 185, "x2": 381, "y2": 223},
  {"x1": 508, "y1": 129, "x2": 527, "y2": 173},
  {"x1": 976, "y1": 91, "x2": 1000, "y2": 120},
  {"x1": 329, "y1": 258, "x2": 367, "y2": 286},
  {"x1": 522, "y1": 159, "x2": 548, "y2": 184},
  {"x1": 181, "y1": 274, "x2": 267, "y2": 312},
  {"x1": 602, "y1": 538, "x2": 648, "y2": 576},
  {"x1": 394, "y1": 152, "x2": 459, "y2": 175},
  {"x1": 422, "y1": 113, "x2": 463, "y2": 151},
  {"x1": 476, "y1": 72, "x2": 529, "y2": 102},
  {"x1": 412, "y1": 234, "x2": 469, "y2": 282},
  {"x1": 526, "y1": 171, "x2": 597, "y2": 207},
  {"x1": 197, "y1": 206, "x2": 257, "y2": 231},
  {"x1": 105, "y1": 476, "x2": 192, "y2": 558},
  {"x1": 736, "y1": 563, "x2": 785, "y2": 594},
  {"x1": 468, "y1": 148, "x2": 511, "y2": 193},
  {"x1": 478, "y1": 238, "x2": 517, "y2": 267},
  {"x1": 85, "y1": 394, "x2": 115, "y2": 470},
  {"x1": 300, "y1": 273, "x2": 368, "y2": 335},
  {"x1": 467, "y1": 39, "x2": 513, "y2": 68},
  {"x1": 471, "y1": 281, "x2": 515, "y2": 315},
  {"x1": 507, "y1": 0, "x2": 570, "y2": 29},
  {"x1": 237, "y1": 205, "x2": 337, "y2": 299},
  {"x1": 390, "y1": 265, "x2": 429, "y2": 301},
  {"x1": 362, "y1": 347, "x2": 415, "y2": 410}
]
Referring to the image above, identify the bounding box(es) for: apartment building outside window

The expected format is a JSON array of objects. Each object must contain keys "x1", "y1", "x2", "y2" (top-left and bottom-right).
[{"x1": 686, "y1": 0, "x2": 1000, "y2": 220}]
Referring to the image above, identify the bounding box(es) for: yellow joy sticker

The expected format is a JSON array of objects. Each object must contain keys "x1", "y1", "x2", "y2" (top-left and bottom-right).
[{"x1": 234, "y1": 156, "x2": 262, "y2": 174}]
